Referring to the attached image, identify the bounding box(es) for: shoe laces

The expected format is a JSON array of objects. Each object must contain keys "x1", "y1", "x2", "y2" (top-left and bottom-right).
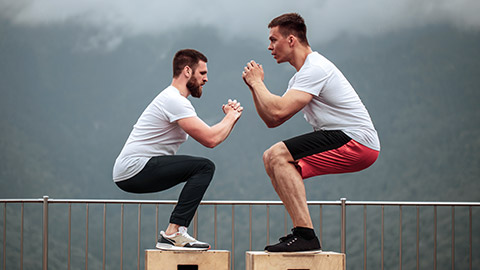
[
  {"x1": 286, "y1": 236, "x2": 298, "y2": 246},
  {"x1": 279, "y1": 233, "x2": 294, "y2": 242},
  {"x1": 177, "y1": 226, "x2": 196, "y2": 242}
]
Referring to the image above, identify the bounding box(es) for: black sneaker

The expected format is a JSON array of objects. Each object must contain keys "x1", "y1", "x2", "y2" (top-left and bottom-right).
[
  {"x1": 264, "y1": 233, "x2": 294, "y2": 251},
  {"x1": 265, "y1": 232, "x2": 321, "y2": 252}
]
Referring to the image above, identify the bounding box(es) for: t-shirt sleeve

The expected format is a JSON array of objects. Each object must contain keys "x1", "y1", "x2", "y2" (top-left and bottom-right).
[
  {"x1": 289, "y1": 66, "x2": 329, "y2": 96},
  {"x1": 162, "y1": 95, "x2": 197, "y2": 123}
]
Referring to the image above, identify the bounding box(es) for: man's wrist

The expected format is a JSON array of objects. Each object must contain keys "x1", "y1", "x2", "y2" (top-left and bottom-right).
[{"x1": 249, "y1": 80, "x2": 263, "y2": 90}]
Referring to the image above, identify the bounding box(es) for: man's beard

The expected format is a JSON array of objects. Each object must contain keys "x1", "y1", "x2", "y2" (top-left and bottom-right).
[{"x1": 187, "y1": 77, "x2": 202, "y2": 98}]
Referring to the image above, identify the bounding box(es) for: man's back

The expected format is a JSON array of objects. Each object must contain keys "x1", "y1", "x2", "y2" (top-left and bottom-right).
[
  {"x1": 288, "y1": 51, "x2": 380, "y2": 151},
  {"x1": 113, "y1": 86, "x2": 196, "y2": 182}
]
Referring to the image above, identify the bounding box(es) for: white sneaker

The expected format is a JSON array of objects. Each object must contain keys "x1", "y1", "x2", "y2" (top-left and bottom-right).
[{"x1": 156, "y1": 226, "x2": 210, "y2": 251}]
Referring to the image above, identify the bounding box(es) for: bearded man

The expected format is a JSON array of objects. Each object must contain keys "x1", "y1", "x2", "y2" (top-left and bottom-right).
[{"x1": 113, "y1": 49, "x2": 243, "y2": 250}]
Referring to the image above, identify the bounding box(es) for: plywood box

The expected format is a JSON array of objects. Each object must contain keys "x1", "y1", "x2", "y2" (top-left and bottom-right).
[
  {"x1": 246, "y1": 251, "x2": 345, "y2": 270},
  {"x1": 145, "y1": 249, "x2": 230, "y2": 270}
]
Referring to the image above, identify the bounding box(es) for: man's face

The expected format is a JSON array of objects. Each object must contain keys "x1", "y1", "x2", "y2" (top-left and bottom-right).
[
  {"x1": 268, "y1": 26, "x2": 291, "y2": 64},
  {"x1": 187, "y1": 61, "x2": 208, "y2": 98}
]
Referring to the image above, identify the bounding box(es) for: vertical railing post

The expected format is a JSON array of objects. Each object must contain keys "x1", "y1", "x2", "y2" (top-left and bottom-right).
[
  {"x1": 399, "y1": 206, "x2": 403, "y2": 270},
  {"x1": 137, "y1": 204, "x2": 141, "y2": 270},
  {"x1": 21, "y1": 204, "x2": 24, "y2": 270},
  {"x1": 451, "y1": 206, "x2": 455, "y2": 270},
  {"x1": 363, "y1": 205, "x2": 367, "y2": 270},
  {"x1": 434, "y1": 206, "x2": 437, "y2": 270},
  {"x1": 3, "y1": 202, "x2": 6, "y2": 270},
  {"x1": 382, "y1": 205, "x2": 385, "y2": 270},
  {"x1": 120, "y1": 204, "x2": 124, "y2": 270},
  {"x1": 214, "y1": 205, "x2": 217, "y2": 250},
  {"x1": 68, "y1": 203, "x2": 72, "y2": 270},
  {"x1": 469, "y1": 206, "x2": 472, "y2": 270},
  {"x1": 231, "y1": 205, "x2": 235, "y2": 270},
  {"x1": 341, "y1": 198, "x2": 346, "y2": 254},
  {"x1": 102, "y1": 204, "x2": 106, "y2": 270},
  {"x1": 266, "y1": 205, "x2": 270, "y2": 246},
  {"x1": 416, "y1": 206, "x2": 419, "y2": 270},
  {"x1": 249, "y1": 205, "x2": 252, "y2": 251},
  {"x1": 42, "y1": 196, "x2": 49, "y2": 270},
  {"x1": 319, "y1": 205, "x2": 323, "y2": 246},
  {"x1": 193, "y1": 210, "x2": 198, "y2": 239},
  {"x1": 86, "y1": 203, "x2": 89, "y2": 270}
]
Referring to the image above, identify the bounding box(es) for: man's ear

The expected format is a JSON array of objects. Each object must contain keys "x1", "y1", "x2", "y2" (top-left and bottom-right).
[
  {"x1": 184, "y1": 66, "x2": 192, "y2": 78},
  {"x1": 288, "y1": 35, "x2": 295, "y2": 47}
]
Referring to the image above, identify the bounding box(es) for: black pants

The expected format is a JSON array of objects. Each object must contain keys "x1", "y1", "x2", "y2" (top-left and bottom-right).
[{"x1": 115, "y1": 155, "x2": 215, "y2": 227}]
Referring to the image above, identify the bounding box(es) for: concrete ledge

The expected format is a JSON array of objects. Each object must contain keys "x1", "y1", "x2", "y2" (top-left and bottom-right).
[
  {"x1": 246, "y1": 251, "x2": 345, "y2": 270},
  {"x1": 145, "y1": 249, "x2": 230, "y2": 270}
]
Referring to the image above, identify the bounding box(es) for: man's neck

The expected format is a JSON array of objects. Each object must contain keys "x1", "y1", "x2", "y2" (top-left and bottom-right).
[
  {"x1": 171, "y1": 79, "x2": 190, "y2": 98},
  {"x1": 290, "y1": 46, "x2": 313, "y2": 71}
]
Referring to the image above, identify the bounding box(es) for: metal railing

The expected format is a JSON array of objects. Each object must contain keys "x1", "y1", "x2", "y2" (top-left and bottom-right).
[{"x1": 1, "y1": 196, "x2": 479, "y2": 270}]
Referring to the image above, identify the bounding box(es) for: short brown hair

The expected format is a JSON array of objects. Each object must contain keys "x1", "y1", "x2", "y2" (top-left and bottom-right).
[
  {"x1": 268, "y1": 13, "x2": 309, "y2": 46},
  {"x1": 172, "y1": 49, "x2": 208, "y2": 78}
]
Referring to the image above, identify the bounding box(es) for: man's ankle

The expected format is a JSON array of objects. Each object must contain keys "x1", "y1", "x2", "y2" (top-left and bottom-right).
[
  {"x1": 165, "y1": 224, "x2": 181, "y2": 235},
  {"x1": 293, "y1": 226, "x2": 316, "y2": 240}
]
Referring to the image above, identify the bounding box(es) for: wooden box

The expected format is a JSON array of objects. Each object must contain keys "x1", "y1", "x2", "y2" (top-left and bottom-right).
[
  {"x1": 245, "y1": 251, "x2": 345, "y2": 270},
  {"x1": 145, "y1": 249, "x2": 230, "y2": 270}
]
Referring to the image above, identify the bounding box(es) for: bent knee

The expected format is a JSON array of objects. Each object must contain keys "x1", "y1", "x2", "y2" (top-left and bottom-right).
[
  {"x1": 263, "y1": 142, "x2": 292, "y2": 166},
  {"x1": 202, "y1": 158, "x2": 216, "y2": 173}
]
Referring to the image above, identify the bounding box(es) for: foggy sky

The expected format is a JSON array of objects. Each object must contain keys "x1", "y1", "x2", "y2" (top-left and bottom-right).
[{"x1": 1, "y1": 0, "x2": 480, "y2": 51}]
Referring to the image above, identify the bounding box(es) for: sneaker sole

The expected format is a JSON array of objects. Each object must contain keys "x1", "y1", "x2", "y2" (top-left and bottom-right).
[
  {"x1": 264, "y1": 249, "x2": 322, "y2": 254},
  {"x1": 156, "y1": 243, "x2": 210, "y2": 251}
]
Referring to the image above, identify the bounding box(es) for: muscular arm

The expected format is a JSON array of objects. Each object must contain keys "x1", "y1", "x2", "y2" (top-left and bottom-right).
[
  {"x1": 243, "y1": 61, "x2": 313, "y2": 128},
  {"x1": 177, "y1": 102, "x2": 242, "y2": 148}
]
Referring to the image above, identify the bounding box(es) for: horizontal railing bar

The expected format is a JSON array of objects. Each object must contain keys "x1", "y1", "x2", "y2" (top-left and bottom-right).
[
  {"x1": 1, "y1": 198, "x2": 480, "y2": 208},
  {"x1": 0, "y1": 199, "x2": 335, "y2": 205},
  {"x1": 46, "y1": 199, "x2": 178, "y2": 205},
  {"x1": 0, "y1": 199, "x2": 44, "y2": 203},
  {"x1": 345, "y1": 201, "x2": 480, "y2": 207},
  {"x1": 49, "y1": 200, "x2": 335, "y2": 205},
  {"x1": 1, "y1": 198, "x2": 480, "y2": 207}
]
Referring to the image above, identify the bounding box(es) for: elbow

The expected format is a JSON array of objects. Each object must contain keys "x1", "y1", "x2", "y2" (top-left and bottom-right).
[
  {"x1": 203, "y1": 141, "x2": 217, "y2": 149},
  {"x1": 203, "y1": 137, "x2": 221, "y2": 149},
  {"x1": 206, "y1": 143, "x2": 217, "y2": 149},
  {"x1": 265, "y1": 113, "x2": 286, "y2": 128},
  {"x1": 266, "y1": 122, "x2": 281, "y2": 128}
]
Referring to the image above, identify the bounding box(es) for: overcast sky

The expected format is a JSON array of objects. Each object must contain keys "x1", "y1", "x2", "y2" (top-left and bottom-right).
[{"x1": 1, "y1": 0, "x2": 480, "y2": 51}]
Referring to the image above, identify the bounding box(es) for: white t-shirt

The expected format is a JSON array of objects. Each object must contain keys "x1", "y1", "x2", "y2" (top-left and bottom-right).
[
  {"x1": 112, "y1": 86, "x2": 197, "y2": 182},
  {"x1": 287, "y1": 52, "x2": 380, "y2": 151}
]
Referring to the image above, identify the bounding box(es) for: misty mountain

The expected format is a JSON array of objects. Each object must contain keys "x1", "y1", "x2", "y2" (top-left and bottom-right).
[{"x1": 1, "y1": 21, "x2": 479, "y2": 203}]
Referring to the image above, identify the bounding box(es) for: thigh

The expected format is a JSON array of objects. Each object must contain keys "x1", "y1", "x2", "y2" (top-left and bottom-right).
[
  {"x1": 116, "y1": 155, "x2": 212, "y2": 194},
  {"x1": 283, "y1": 130, "x2": 352, "y2": 160},
  {"x1": 298, "y1": 139, "x2": 379, "y2": 179}
]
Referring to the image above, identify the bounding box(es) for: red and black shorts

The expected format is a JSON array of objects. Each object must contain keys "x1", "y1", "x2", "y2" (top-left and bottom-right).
[{"x1": 283, "y1": 130, "x2": 379, "y2": 179}]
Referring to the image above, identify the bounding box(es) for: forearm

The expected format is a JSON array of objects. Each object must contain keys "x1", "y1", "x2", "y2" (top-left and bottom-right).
[
  {"x1": 204, "y1": 113, "x2": 238, "y2": 148},
  {"x1": 178, "y1": 100, "x2": 242, "y2": 148},
  {"x1": 250, "y1": 81, "x2": 286, "y2": 128},
  {"x1": 242, "y1": 60, "x2": 311, "y2": 128}
]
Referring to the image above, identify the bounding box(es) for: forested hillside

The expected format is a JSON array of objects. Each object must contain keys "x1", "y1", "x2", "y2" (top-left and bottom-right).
[
  {"x1": 1, "y1": 23, "x2": 478, "y2": 202},
  {"x1": 1, "y1": 20, "x2": 479, "y2": 269}
]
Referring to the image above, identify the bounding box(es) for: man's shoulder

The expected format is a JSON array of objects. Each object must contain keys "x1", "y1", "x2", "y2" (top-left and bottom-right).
[
  {"x1": 158, "y1": 87, "x2": 195, "y2": 114},
  {"x1": 157, "y1": 85, "x2": 178, "y2": 99},
  {"x1": 296, "y1": 60, "x2": 329, "y2": 79},
  {"x1": 296, "y1": 52, "x2": 336, "y2": 78},
  {"x1": 155, "y1": 86, "x2": 189, "y2": 104},
  {"x1": 305, "y1": 52, "x2": 332, "y2": 68}
]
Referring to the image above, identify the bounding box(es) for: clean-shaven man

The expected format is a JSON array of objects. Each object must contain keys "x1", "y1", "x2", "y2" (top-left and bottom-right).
[{"x1": 242, "y1": 13, "x2": 380, "y2": 252}]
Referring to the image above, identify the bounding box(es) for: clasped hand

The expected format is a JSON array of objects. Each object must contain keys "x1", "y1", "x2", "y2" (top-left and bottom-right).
[
  {"x1": 242, "y1": 60, "x2": 264, "y2": 89},
  {"x1": 222, "y1": 99, "x2": 243, "y2": 119}
]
